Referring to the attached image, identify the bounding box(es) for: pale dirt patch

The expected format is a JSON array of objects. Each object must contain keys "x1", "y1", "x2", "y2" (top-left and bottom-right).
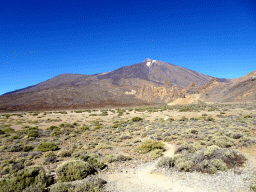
[
  {"x1": 100, "y1": 142, "x2": 179, "y2": 191},
  {"x1": 100, "y1": 141, "x2": 255, "y2": 192}
]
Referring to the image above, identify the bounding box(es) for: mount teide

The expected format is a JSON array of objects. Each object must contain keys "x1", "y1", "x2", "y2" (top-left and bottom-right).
[{"x1": 0, "y1": 59, "x2": 214, "y2": 111}]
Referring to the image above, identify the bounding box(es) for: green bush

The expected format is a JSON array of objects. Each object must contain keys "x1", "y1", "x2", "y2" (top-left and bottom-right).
[
  {"x1": 24, "y1": 145, "x2": 34, "y2": 152},
  {"x1": 5, "y1": 114, "x2": 10, "y2": 119},
  {"x1": 190, "y1": 117, "x2": 200, "y2": 121},
  {"x1": 175, "y1": 142, "x2": 203, "y2": 154},
  {"x1": 136, "y1": 139, "x2": 165, "y2": 153},
  {"x1": 105, "y1": 154, "x2": 131, "y2": 163},
  {"x1": 168, "y1": 118, "x2": 175, "y2": 122},
  {"x1": 50, "y1": 128, "x2": 62, "y2": 137},
  {"x1": 206, "y1": 116, "x2": 215, "y2": 121},
  {"x1": 131, "y1": 117, "x2": 143, "y2": 122},
  {"x1": 112, "y1": 124, "x2": 119, "y2": 128},
  {"x1": 3, "y1": 128, "x2": 15, "y2": 133},
  {"x1": 80, "y1": 126, "x2": 89, "y2": 130},
  {"x1": 8, "y1": 145, "x2": 23, "y2": 152},
  {"x1": 160, "y1": 145, "x2": 247, "y2": 174},
  {"x1": 94, "y1": 126, "x2": 103, "y2": 130},
  {"x1": 49, "y1": 177, "x2": 106, "y2": 192},
  {"x1": 49, "y1": 182, "x2": 74, "y2": 192},
  {"x1": 74, "y1": 177, "x2": 107, "y2": 192},
  {"x1": 57, "y1": 150, "x2": 72, "y2": 157},
  {"x1": 34, "y1": 142, "x2": 59, "y2": 152},
  {"x1": 211, "y1": 136, "x2": 235, "y2": 148},
  {"x1": 0, "y1": 166, "x2": 53, "y2": 192},
  {"x1": 48, "y1": 126, "x2": 58, "y2": 130},
  {"x1": 150, "y1": 149, "x2": 164, "y2": 159},
  {"x1": 179, "y1": 116, "x2": 188, "y2": 121},
  {"x1": 28, "y1": 130, "x2": 39, "y2": 138},
  {"x1": 44, "y1": 151, "x2": 55, "y2": 157},
  {"x1": 156, "y1": 157, "x2": 175, "y2": 168},
  {"x1": 77, "y1": 154, "x2": 105, "y2": 170},
  {"x1": 56, "y1": 160, "x2": 95, "y2": 182},
  {"x1": 11, "y1": 135, "x2": 19, "y2": 139}
]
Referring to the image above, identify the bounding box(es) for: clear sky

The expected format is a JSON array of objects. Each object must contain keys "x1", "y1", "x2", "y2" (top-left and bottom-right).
[{"x1": 1, "y1": 0, "x2": 256, "y2": 95}]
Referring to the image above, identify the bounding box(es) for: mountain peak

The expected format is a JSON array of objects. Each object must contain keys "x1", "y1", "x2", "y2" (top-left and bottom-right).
[{"x1": 144, "y1": 58, "x2": 153, "y2": 62}]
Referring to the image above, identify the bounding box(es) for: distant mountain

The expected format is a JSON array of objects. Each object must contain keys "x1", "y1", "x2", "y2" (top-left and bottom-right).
[
  {"x1": 0, "y1": 58, "x2": 225, "y2": 111},
  {"x1": 197, "y1": 70, "x2": 256, "y2": 103},
  {"x1": 1, "y1": 85, "x2": 37, "y2": 96}
]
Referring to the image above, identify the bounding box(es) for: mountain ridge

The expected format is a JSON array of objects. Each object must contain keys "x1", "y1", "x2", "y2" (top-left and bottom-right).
[{"x1": 1, "y1": 59, "x2": 253, "y2": 111}]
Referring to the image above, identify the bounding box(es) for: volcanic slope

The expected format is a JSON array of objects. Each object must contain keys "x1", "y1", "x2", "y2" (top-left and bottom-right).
[
  {"x1": 196, "y1": 70, "x2": 256, "y2": 103},
  {"x1": 0, "y1": 59, "x2": 212, "y2": 111}
]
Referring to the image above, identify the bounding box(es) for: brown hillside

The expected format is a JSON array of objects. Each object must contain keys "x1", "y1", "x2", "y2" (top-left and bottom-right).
[{"x1": 0, "y1": 59, "x2": 212, "y2": 111}]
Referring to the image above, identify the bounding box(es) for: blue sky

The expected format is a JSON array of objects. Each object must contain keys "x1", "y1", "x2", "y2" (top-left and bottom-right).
[{"x1": 1, "y1": 0, "x2": 256, "y2": 95}]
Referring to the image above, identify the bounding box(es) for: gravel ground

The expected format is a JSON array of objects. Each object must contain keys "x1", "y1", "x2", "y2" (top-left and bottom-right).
[{"x1": 99, "y1": 153, "x2": 256, "y2": 192}]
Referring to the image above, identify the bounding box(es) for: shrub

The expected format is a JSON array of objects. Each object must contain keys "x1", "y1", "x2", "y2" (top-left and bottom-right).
[
  {"x1": 206, "y1": 116, "x2": 215, "y2": 121},
  {"x1": 96, "y1": 143, "x2": 112, "y2": 150},
  {"x1": 157, "y1": 157, "x2": 175, "y2": 168},
  {"x1": 94, "y1": 126, "x2": 103, "y2": 130},
  {"x1": 3, "y1": 128, "x2": 15, "y2": 133},
  {"x1": 22, "y1": 184, "x2": 46, "y2": 192},
  {"x1": 193, "y1": 147, "x2": 246, "y2": 173},
  {"x1": 136, "y1": 139, "x2": 165, "y2": 153},
  {"x1": 28, "y1": 130, "x2": 39, "y2": 138},
  {"x1": 131, "y1": 117, "x2": 143, "y2": 122},
  {"x1": 8, "y1": 145, "x2": 23, "y2": 152},
  {"x1": 150, "y1": 149, "x2": 164, "y2": 159},
  {"x1": 49, "y1": 182, "x2": 74, "y2": 192},
  {"x1": 77, "y1": 154, "x2": 105, "y2": 170},
  {"x1": 57, "y1": 150, "x2": 72, "y2": 157},
  {"x1": 44, "y1": 156, "x2": 57, "y2": 164},
  {"x1": 49, "y1": 177, "x2": 106, "y2": 192},
  {"x1": 105, "y1": 154, "x2": 131, "y2": 163},
  {"x1": 175, "y1": 142, "x2": 203, "y2": 154},
  {"x1": 56, "y1": 160, "x2": 95, "y2": 182},
  {"x1": 44, "y1": 151, "x2": 55, "y2": 157},
  {"x1": 80, "y1": 126, "x2": 89, "y2": 131},
  {"x1": 232, "y1": 133, "x2": 243, "y2": 139},
  {"x1": 190, "y1": 117, "x2": 200, "y2": 121},
  {"x1": 157, "y1": 145, "x2": 246, "y2": 174},
  {"x1": 211, "y1": 136, "x2": 235, "y2": 148},
  {"x1": 74, "y1": 177, "x2": 107, "y2": 192},
  {"x1": 47, "y1": 126, "x2": 58, "y2": 130},
  {"x1": 50, "y1": 128, "x2": 62, "y2": 137},
  {"x1": 168, "y1": 118, "x2": 175, "y2": 122},
  {"x1": 24, "y1": 145, "x2": 34, "y2": 152},
  {"x1": 34, "y1": 142, "x2": 59, "y2": 152},
  {"x1": 10, "y1": 135, "x2": 19, "y2": 139},
  {"x1": 179, "y1": 116, "x2": 188, "y2": 121},
  {"x1": 5, "y1": 114, "x2": 10, "y2": 119},
  {"x1": 59, "y1": 123, "x2": 74, "y2": 128},
  {"x1": 112, "y1": 124, "x2": 119, "y2": 128},
  {"x1": 0, "y1": 166, "x2": 53, "y2": 192}
]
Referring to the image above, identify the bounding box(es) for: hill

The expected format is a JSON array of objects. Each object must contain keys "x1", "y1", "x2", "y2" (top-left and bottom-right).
[{"x1": 0, "y1": 59, "x2": 212, "y2": 111}]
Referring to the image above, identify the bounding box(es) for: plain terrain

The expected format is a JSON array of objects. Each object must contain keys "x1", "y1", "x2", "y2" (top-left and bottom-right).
[{"x1": 0, "y1": 103, "x2": 256, "y2": 191}]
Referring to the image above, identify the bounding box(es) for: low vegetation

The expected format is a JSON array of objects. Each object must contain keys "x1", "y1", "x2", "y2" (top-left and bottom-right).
[{"x1": 0, "y1": 103, "x2": 255, "y2": 191}]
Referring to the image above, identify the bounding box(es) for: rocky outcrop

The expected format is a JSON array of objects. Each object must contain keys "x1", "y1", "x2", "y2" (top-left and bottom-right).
[
  {"x1": 168, "y1": 94, "x2": 202, "y2": 105},
  {"x1": 136, "y1": 84, "x2": 185, "y2": 103}
]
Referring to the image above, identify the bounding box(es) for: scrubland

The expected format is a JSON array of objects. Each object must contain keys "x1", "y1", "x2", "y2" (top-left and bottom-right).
[{"x1": 0, "y1": 103, "x2": 255, "y2": 191}]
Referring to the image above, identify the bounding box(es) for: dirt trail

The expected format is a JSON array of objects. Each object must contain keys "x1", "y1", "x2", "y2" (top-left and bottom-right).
[
  {"x1": 100, "y1": 143, "x2": 254, "y2": 192},
  {"x1": 100, "y1": 142, "x2": 185, "y2": 192}
]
